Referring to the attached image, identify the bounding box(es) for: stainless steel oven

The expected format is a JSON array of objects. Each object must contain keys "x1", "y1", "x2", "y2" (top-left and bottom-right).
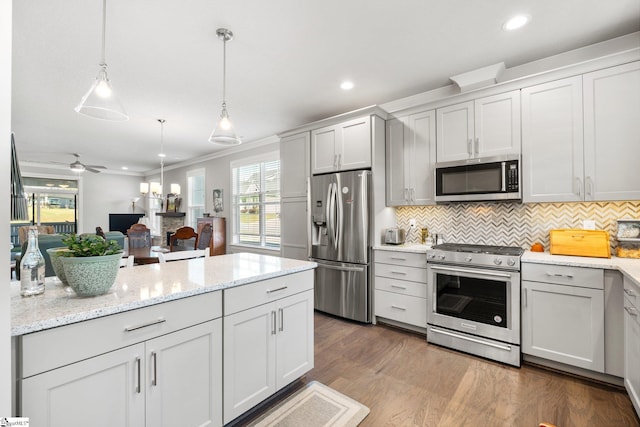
[{"x1": 426, "y1": 244, "x2": 523, "y2": 367}]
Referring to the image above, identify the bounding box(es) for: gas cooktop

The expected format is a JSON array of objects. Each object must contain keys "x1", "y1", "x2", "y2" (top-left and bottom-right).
[{"x1": 432, "y1": 243, "x2": 524, "y2": 257}]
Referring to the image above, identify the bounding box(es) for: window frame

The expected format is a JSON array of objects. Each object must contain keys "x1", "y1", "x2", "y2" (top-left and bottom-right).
[{"x1": 186, "y1": 168, "x2": 206, "y2": 229}]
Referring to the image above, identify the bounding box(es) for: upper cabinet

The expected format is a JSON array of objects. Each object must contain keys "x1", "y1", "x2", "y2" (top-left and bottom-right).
[
  {"x1": 386, "y1": 110, "x2": 436, "y2": 206},
  {"x1": 436, "y1": 90, "x2": 521, "y2": 163},
  {"x1": 522, "y1": 61, "x2": 640, "y2": 203},
  {"x1": 311, "y1": 116, "x2": 371, "y2": 174},
  {"x1": 281, "y1": 132, "x2": 310, "y2": 198},
  {"x1": 583, "y1": 61, "x2": 640, "y2": 201}
]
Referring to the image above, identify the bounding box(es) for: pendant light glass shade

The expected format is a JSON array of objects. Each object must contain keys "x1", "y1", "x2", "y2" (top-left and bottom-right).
[
  {"x1": 75, "y1": 0, "x2": 128, "y2": 121},
  {"x1": 209, "y1": 28, "x2": 241, "y2": 145}
]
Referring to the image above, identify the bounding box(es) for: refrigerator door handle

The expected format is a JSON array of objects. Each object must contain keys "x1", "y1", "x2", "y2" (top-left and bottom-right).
[
  {"x1": 316, "y1": 262, "x2": 365, "y2": 273},
  {"x1": 326, "y1": 182, "x2": 334, "y2": 247},
  {"x1": 336, "y1": 182, "x2": 343, "y2": 254}
]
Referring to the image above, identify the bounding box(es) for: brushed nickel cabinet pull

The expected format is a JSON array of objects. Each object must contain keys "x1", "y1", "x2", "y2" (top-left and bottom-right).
[
  {"x1": 151, "y1": 352, "x2": 157, "y2": 386},
  {"x1": 391, "y1": 284, "x2": 407, "y2": 290},
  {"x1": 391, "y1": 305, "x2": 407, "y2": 311},
  {"x1": 267, "y1": 286, "x2": 288, "y2": 294},
  {"x1": 135, "y1": 357, "x2": 141, "y2": 393},
  {"x1": 124, "y1": 318, "x2": 166, "y2": 332},
  {"x1": 391, "y1": 271, "x2": 407, "y2": 275},
  {"x1": 271, "y1": 311, "x2": 277, "y2": 335},
  {"x1": 279, "y1": 308, "x2": 284, "y2": 332}
]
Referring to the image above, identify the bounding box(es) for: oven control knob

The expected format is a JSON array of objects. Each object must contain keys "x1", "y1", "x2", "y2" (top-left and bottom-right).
[
  {"x1": 494, "y1": 258, "x2": 503, "y2": 266},
  {"x1": 438, "y1": 255, "x2": 446, "y2": 260},
  {"x1": 427, "y1": 253, "x2": 436, "y2": 259},
  {"x1": 465, "y1": 255, "x2": 473, "y2": 262},
  {"x1": 507, "y1": 258, "x2": 516, "y2": 266}
]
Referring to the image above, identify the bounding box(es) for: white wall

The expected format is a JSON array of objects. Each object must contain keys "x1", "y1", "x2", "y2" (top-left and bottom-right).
[{"x1": 0, "y1": 0, "x2": 11, "y2": 414}]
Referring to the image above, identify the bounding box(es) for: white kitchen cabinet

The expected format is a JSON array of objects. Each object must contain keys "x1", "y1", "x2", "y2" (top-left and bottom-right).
[
  {"x1": 19, "y1": 292, "x2": 223, "y2": 427},
  {"x1": 311, "y1": 116, "x2": 371, "y2": 174},
  {"x1": 223, "y1": 271, "x2": 314, "y2": 424},
  {"x1": 583, "y1": 61, "x2": 640, "y2": 201},
  {"x1": 386, "y1": 110, "x2": 436, "y2": 206},
  {"x1": 281, "y1": 132, "x2": 310, "y2": 198},
  {"x1": 624, "y1": 276, "x2": 640, "y2": 416},
  {"x1": 521, "y1": 263, "x2": 604, "y2": 372},
  {"x1": 521, "y1": 76, "x2": 584, "y2": 202},
  {"x1": 280, "y1": 131, "x2": 310, "y2": 260},
  {"x1": 374, "y1": 250, "x2": 427, "y2": 329},
  {"x1": 436, "y1": 90, "x2": 520, "y2": 162}
]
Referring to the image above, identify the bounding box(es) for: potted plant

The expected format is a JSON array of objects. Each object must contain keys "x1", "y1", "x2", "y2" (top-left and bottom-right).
[{"x1": 59, "y1": 234, "x2": 123, "y2": 297}]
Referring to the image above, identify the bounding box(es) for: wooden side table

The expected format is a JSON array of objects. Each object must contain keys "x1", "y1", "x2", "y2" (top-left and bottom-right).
[{"x1": 196, "y1": 217, "x2": 226, "y2": 256}]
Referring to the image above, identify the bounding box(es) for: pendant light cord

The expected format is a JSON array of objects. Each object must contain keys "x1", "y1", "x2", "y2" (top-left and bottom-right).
[
  {"x1": 100, "y1": 0, "x2": 107, "y2": 67},
  {"x1": 159, "y1": 119, "x2": 165, "y2": 195},
  {"x1": 221, "y1": 36, "x2": 227, "y2": 108}
]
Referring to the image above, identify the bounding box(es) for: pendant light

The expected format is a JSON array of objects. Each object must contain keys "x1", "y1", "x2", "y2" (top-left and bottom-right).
[
  {"x1": 158, "y1": 119, "x2": 166, "y2": 198},
  {"x1": 75, "y1": 0, "x2": 128, "y2": 121},
  {"x1": 209, "y1": 28, "x2": 241, "y2": 145}
]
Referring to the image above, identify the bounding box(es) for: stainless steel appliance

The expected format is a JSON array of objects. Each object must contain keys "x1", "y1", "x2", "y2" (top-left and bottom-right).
[
  {"x1": 426, "y1": 243, "x2": 523, "y2": 366},
  {"x1": 434, "y1": 155, "x2": 521, "y2": 202},
  {"x1": 310, "y1": 170, "x2": 372, "y2": 322},
  {"x1": 384, "y1": 228, "x2": 406, "y2": 245}
]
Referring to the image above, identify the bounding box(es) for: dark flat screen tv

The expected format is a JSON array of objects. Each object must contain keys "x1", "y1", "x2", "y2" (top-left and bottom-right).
[{"x1": 109, "y1": 213, "x2": 145, "y2": 235}]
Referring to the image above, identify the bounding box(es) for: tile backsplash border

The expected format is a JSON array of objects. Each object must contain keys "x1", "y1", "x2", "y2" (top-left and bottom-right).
[{"x1": 395, "y1": 201, "x2": 640, "y2": 251}]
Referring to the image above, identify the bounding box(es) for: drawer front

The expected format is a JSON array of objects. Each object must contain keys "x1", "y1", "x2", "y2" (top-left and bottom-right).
[
  {"x1": 224, "y1": 270, "x2": 314, "y2": 316},
  {"x1": 522, "y1": 263, "x2": 603, "y2": 289},
  {"x1": 375, "y1": 250, "x2": 427, "y2": 268},
  {"x1": 20, "y1": 291, "x2": 222, "y2": 378},
  {"x1": 375, "y1": 263, "x2": 427, "y2": 283},
  {"x1": 375, "y1": 276, "x2": 427, "y2": 298},
  {"x1": 375, "y1": 290, "x2": 426, "y2": 328}
]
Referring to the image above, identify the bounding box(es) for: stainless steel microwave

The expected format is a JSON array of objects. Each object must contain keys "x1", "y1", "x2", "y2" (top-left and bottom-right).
[{"x1": 434, "y1": 155, "x2": 521, "y2": 202}]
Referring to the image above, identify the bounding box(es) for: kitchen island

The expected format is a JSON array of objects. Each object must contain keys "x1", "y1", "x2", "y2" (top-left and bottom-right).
[{"x1": 12, "y1": 253, "x2": 316, "y2": 427}]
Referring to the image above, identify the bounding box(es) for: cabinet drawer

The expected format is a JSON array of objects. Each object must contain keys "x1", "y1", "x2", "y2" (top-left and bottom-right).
[
  {"x1": 375, "y1": 263, "x2": 427, "y2": 283},
  {"x1": 375, "y1": 290, "x2": 426, "y2": 328},
  {"x1": 375, "y1": 250, "x2": 427, "y2": 268},
  {"x1": 20, "y1": 291, "x2": 222, "y2": 378},
  {"x1": 522, "y1": 263, "x2": 603, "y2": 289},
  {"x1": 375, "y1": 276, "x2": 427, "y2": 298},
  {"x1": 224, "y1": 270, "x2": 314, "y2": 316}
]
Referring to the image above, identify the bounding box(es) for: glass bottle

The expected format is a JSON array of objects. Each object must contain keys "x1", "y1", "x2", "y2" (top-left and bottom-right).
[{"x1": 20, "y1": 227, "x2": 45, "y2": 296}]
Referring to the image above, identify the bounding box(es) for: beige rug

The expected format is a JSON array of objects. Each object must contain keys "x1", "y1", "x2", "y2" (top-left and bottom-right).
[{"x1": 248, "y1": 381, "x2": 370, "y2": 427}]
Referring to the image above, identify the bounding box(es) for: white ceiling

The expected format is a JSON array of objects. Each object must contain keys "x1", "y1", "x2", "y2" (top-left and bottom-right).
[{"x1": 11, "y1": 0, "x2": 640, "y2": 174}]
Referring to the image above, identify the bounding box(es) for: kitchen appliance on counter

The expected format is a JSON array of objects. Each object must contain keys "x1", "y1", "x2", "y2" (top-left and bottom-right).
[
  {"x1": 310, "y1": 170, "x2": 372, "y2": 323},
  {"x1": 426, "y1": 243, "x2": 524, "y2": 366},
  {"x1": 434, "y1": 155, "x2": 520, "y2": 202},
  {"x1": 384, "y1": 228, "x2": 406, "y2": 245}
]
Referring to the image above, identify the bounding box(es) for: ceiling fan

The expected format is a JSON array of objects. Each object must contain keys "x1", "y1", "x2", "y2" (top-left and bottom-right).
[{"x1": 68, "y1": 153, "x2": 107, "y2": 173}]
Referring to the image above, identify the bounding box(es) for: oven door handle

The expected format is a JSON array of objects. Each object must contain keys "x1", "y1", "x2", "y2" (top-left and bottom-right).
[
  {"x1": 429, "y1": 265, "x2": 513, "y2": 278},
  {"x1": 429, "y1": 327, "x2": 512, "y2": 352}
]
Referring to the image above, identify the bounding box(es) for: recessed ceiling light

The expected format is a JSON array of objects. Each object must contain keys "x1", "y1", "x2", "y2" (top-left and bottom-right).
[
  {"x1": 340, "y1": 81, "x2": 354, "y2": 90},
  {"x1": 503, "y1": 14, "x2": 531, "y2": 31},
  {"x1": 121, "y1": 166, "x2": 128, "y2": 170},
  {"x1": 158, "y1": 153, "x2": 166, "y2": 158}
]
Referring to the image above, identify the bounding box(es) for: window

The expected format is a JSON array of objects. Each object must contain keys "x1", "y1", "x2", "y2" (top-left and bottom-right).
[
  {"x1": 187, "y1": 169, "x2": 205, "y2": 229},
  {"x1": 231, "y1": 154, "x2": 280, "y2": 249}
]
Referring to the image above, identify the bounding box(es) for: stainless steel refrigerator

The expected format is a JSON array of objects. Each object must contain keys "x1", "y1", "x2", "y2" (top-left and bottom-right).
[{"x1": 310, "y1": 169, "x2": 372, "y2": 323}]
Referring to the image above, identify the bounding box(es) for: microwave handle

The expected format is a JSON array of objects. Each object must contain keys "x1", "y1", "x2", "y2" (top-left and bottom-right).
[{"x1": 501, "y1": 162, "x2": 506, "y2": 192}]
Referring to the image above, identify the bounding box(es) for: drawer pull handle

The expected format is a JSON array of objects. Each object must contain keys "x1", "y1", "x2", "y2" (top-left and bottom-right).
[
  {"x1": 391, "y1": 284, "x2": 407, "y2": 290},
  {"x1": 624, "y1": 289, "x2": 636, "y2": 297},
  {"x1": 271, "y1": 311, "x2": 277, "y2": 335},
  {"x1": 390, "y1": 257, "x2": 406, "y2": 261},
  {"x1": 267, "y1": 286, "x2": 288, "y2": 294},
  {"x1": 391, "y1": 271, "x2": 407, "y2": 275},
  {"x1": 279, "y1": 308, "x2": 284, "y2": 332},
  {"x1": 135, "y1": 357, "x2": 141, "y2": 393},
  {"x1": 546, "y1": 273, "x2": 574, "y2": 279},
  {"x1": 125, "y1": 318, "x2": 166, "y2": 332},
  {"x1": 151, "y1": 351, "x2": 158, "y2": 386},
  {"x1": 391, "y1": 305, "x2": 407, "y2": 311},
  {"x1": 625, "y1": 306, "x2": 638, "y2": 317}
]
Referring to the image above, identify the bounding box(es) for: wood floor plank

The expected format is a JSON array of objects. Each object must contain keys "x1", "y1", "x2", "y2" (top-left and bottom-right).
[{"x1": 239, "y1": 312, "x2": 640, "y2": 427}]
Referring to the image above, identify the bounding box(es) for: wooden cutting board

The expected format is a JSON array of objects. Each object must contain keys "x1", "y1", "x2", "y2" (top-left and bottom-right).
[{"x1": 549, "y1": 229, "x2": 611, "y2": 258}]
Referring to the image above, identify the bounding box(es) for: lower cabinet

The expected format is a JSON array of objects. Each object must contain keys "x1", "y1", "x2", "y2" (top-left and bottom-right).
[
  {"x1": 21, "y1": 319, "x2": 222, "y2": 427},
  {"x1": 521, "y1": 263, "x2": 604, "y2": 372},
  {"x1": 223, "y1": 271, "x2": 314, "y2": 424},
  {"x1": 18, "y1": 292, "x2": 223, "y2": 427},
  {"x1": 624, "y1": 276, "x2": 640, "y2": 416}
]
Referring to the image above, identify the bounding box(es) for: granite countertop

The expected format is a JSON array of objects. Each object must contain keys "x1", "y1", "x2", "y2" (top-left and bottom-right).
[{"x1": 11, "y1": 253, "x2": 317, "y2": 337}]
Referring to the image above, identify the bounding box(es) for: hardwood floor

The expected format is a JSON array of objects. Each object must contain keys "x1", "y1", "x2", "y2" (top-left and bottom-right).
[{"x1": 241, "y1": 312, "x2": 640, "y2": 427}]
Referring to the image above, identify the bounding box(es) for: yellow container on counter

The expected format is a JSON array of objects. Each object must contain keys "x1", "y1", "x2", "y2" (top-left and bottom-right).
[{"x1": 549, "y1": 229, "x2": 610, "y2": 258}]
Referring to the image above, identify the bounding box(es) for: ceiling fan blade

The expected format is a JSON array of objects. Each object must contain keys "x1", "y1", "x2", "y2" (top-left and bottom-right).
[
  {"x1": 85, "y1": 166, "x2": 102, "y2": 173},
  {"x1": 85, "y1": 164, "x2": 107, "y2": 169}
]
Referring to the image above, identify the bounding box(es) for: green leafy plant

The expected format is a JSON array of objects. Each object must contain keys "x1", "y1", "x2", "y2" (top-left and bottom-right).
[{"x1": 60, "y1": 234, "x2": 122, "y2": 257}]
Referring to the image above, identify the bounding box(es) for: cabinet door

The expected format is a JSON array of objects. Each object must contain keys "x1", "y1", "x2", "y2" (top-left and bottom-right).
[
  {"x1": 21, "y1": 343, "x2": 145, "y2": 427},
  {"x1": 436, "y1": 101, "x2": 474, "y2": 162},
  {"x1": 337, "y1": 116, "x2": 371, "y2": 171},
  {"x1": 385, "y1": 116, "x2": 408, "y2": 206},
  {"x1": 474, "y1": 90, "x2": 521, "y2": 158},
  {"x1": 521, "y1": 76, "x2": 584, "y2": 202},
  {"x1": 276, "y1": 290, "x2": 314, "y2": 389},
  {"x1": 281, "y1": 132, "x2": 310, "y2": 198},
  {"x1": 280, "y1": 198, "x2": 308, "y2": 260},
  {"x1": 583, "y1": 61, "x2": 640, "y2": 201},
  {"x1": 522, "y1": 280, "x2": 604, "y2": 372},
  {"x1": 223, "y1": 303, "x2": 276, "y2": 424},
  {"x1": 624, "y1": 292, "x2": 640, "y2": 415},
  {"x1": 408, "y1": 110, "x2": 436, "y2": 205},
  {"x1": 311, "y1": 125, "x2": 338, "y2": 174},
  {"x1": 147, "y1": 320, "x2": 222, "y2": 427}
]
